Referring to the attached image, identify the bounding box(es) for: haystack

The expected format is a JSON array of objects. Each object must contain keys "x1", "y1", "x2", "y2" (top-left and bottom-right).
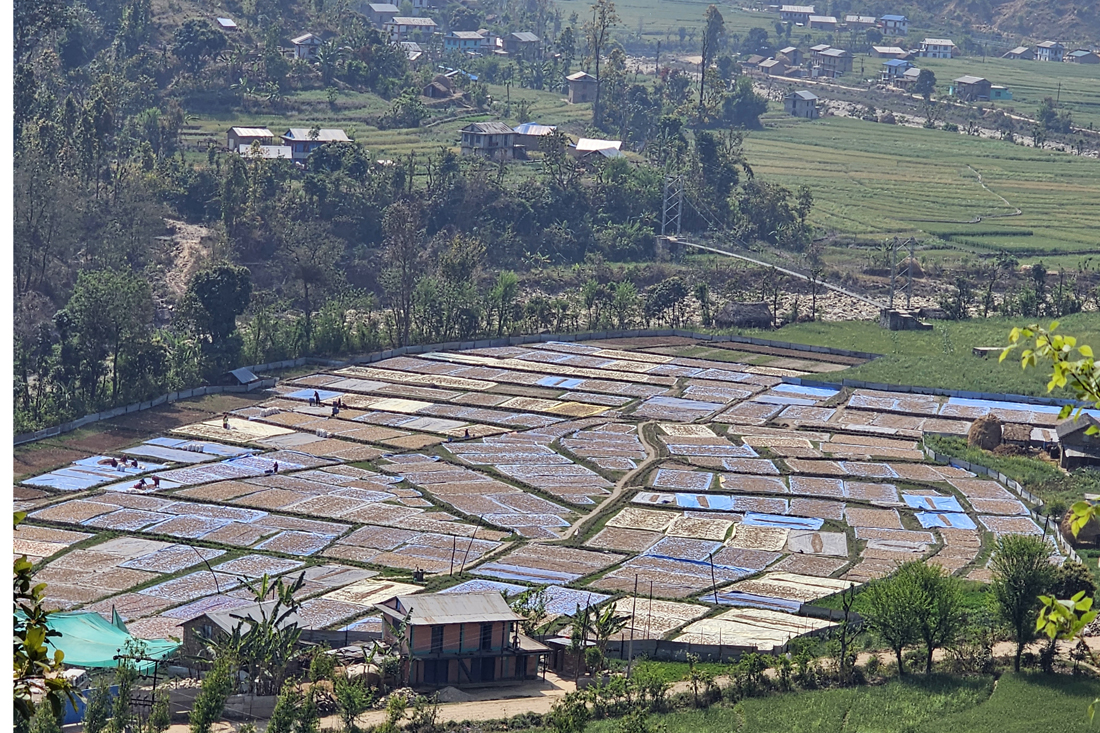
[{"x1": 967, "y1": 414, "x2": 1003, "y2": 451}]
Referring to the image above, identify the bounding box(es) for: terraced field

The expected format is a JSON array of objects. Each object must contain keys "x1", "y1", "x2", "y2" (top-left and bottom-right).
[{"x1": 16, "y1": 335, "x2": 1075, "y2": 652}]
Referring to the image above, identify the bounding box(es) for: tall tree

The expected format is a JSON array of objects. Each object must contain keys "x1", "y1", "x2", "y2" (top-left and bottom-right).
[
  {"x1": 381, "y1": 201, "x2": 425, "y2": 347},
  {"x1": 990, "y1": 534, "x2": 1056, "y2": 672},
  {"x1": 901, "y1": 561, "x2": 964, "y2": 674},
  {"x1": 279, "y1": 224, "x2": 343, "y2": 351},
  {"x1": 699, "y1": 5, "x2": 724, "y2": 116},
  {"x1": 861, "y1": 569, "x2": 920, "y2": 674},
  {"x1": 584, "y1": 0, "x2": 619, "y2": 127},
  {"x1": 178, "y1": 264, "x2": 253, "y2": 377},
  {"x1": 64, "y1": 269, "x2": 154, "y2": 402}
]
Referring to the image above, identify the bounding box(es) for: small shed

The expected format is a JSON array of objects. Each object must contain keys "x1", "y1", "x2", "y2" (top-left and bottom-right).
[
  {"x1": 566, "y1": 71, "x2": 598, "y2": 104},
  {"x1": 227, "y1": 127, "x2": 274, "y2": 150},
  {"x1": 226, "y1": 367, "x2": 261, "y2": 386},
  {"x1": 1068, "y1": 49, "x2": 1100, "y2": 64},
  {"x1": 423, "y1": 74, "x2": 454, "y2": 98},
  {"x1": 1002, "y1": 46, "x2": 1034, "y2": 60},
  {"x1": 1057, "y1": 414, "x2": 1100, "y2": 469},
  {"x1": 569, "y1": 137, "x2": 622, "y2": 158},
  {"x1": 292, "y1": 33, "x2": 323, "y2": 60},
  {"x1": 714, "y1": 301, "x2": 774, "y2": 329},
  {"x1": 216, "y1": 17, "x2": 238, "y2": 31},
  {"x1": 365, "y1": 2, "x2": 399, "y2": 27}
]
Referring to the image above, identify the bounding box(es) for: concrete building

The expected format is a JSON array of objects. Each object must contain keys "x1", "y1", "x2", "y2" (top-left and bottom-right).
[
  {"x1": 844, "y1": 15, "x2": 877, "y2": 28},
  {"x1": 814, "y1": 47, "x2": 852, "y2": 77},
  {"x1": 460, "y1": 121, "x2": 516, "y2": 159},
  {"x1": 879, "y1": 14, "x2": 908, "y2": 36},
  {"x1": 566, "y1": 71, "x2": 598, "y2": 103},
  {"x1": 503, "y1": 32, "x2": 541, "y2": 58},
  {"x1": 784, "y1": 89, "x2": 819, "y2": 118},
  {"x1": 808, "y1": 15, "x2": 837, "y2": 30},
  {"x1": 281, "y1": 128, "x2": 351, "y2": 159},
  {"x1": 365, "y1": 3, "x2": 399, "y2": 28},
  {"x1": 445, "y1": 30, "x2": 485, "y2": 54},
  {"x1": 1036, "y1": 41, "x2": 1064, "y2": 61},
  {"x1": 780, "y1": 4, "x2": 815, "y2": 24},
  {"x1": 881, "y1": 58, "x2": 914, "y2": 81},
  {"x1": 376, "y1": 592, "x2": 548, "y2": 686},
  {"x1": 919, "y1": 38, "x2": 956, "y2": 58},
  {"x1": 384, "y1": 17, "x2": 438, "y2": 41}
]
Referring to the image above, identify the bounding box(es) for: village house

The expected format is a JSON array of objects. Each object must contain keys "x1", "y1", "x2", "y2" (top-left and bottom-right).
[
  {"x1": 881, "y1": 58, "x2": 914, "y2": 82},
  {"x1": 376, "y1": 592, "x2": 548, "y2": 686},
  {"x1": 897, "y1": 66, "x2": 921, "y2": 87},
  {"x1": 1057, "y1": 414, "x2": 1100, "y2": 469},
  {"x1": 226, "y1": 126, "x2": 274, "y2": 150},
  {"x1": 879, "y1": 14, "x2": 908, "y2": 36},
  {"x1": 871, "y1": 45, "x2": 909, "y2": 59},
  {"x1": 919, "y1": 38, "x2": 956, "y2": 58},
  {"x1": 291, "y1": 33, "x2": 323, "y2": 60},
  {"x1": 951, "y1": 75, "x2": 992, "y2": 101},
  {"x1": 384, "y1": 16, "x2": 438, "y2": 42},
  {"x1": 512, "y1": 123, "x2": 557, "y2": 151},
  {"x1": 784, "y1": 89, "x2": 819, "y2": 119},
  {"x1": 758, "y1": 57, "x2": 788, "y2": 76},
  {"x1": 503, "y1": 32, "x2": 541, "y2": 59},
  {"x1": 741, "y1": 54, "x2": 767, "y2": 69},
  {"x1": 364, "y1": 2, "x2": 399, "y2": 28},
  {"x1": 182, "y1": 600, "x2": 301, "y2": 659},
  {"x1": 216, "y1": 17, "x2": 238, "y2": 32},
  {"x1": 1067, "y1": 49, "x2": 1100, "y2": 63},
  {"x1": 1002, "y1": 46, "x2": 1034, "y2": 60},
  {"x1": 1036, "y1": 41, "x2": 1064, "y2": 61},
  {"x1": 989, "y1": 85, "x2": 1012, "y2": 100},
  {"x1": 844, "y1": 15, "x2": 877, "y2": 28},
  {"x1": 460, "y1": 121, "x2": 516, "y2": 160},
  {"x1": 777, "y1": 46, "x2": 803, "y2": 65},
  {"x1": 780, "y1": 4, "x2": 814, "y2": 24},
  {"x1": 566, "y1": 71, "x2": 598, "y2": 103},
  {"x1": 815, "y1": 47, "x2": 852, "y2": 77},
  {"x1": 281, "y1": 128, "x2": 351, "y2": 159},
  {"x1": 809, "y1": 14, "x2": 837, "y2": 30},
  {"x1": 445, "y1": 31, "x2": 485, "y2": 54}
]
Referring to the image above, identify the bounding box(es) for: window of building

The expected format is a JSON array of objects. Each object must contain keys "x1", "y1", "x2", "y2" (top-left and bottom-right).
[
  {"x1": 431, "y1": 625, "x2": 444, "y2": 653},
  {"x1": 480, "y1": 623, "x2": 493, "y2": 650}
]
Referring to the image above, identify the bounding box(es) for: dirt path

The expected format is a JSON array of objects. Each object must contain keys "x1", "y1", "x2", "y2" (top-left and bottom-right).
[
  {"x1": 163, "y1": 219, "x2": 213, "y2": 298},
  {"x1": 559, "y1": 420, "x2": 660, "y2": 541}
]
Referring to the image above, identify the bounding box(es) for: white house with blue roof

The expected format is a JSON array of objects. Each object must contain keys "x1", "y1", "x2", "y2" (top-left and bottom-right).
[{"x1": 879, "y1": 14, "x2": 908, "y2": 35}]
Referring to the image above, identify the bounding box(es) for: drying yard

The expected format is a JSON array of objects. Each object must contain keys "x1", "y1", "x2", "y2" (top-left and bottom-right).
[{"x1": 14, "y1": 337, "x2": 1069, "y2": 652}]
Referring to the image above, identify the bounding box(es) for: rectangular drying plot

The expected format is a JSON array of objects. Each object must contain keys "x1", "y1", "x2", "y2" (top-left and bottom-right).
[{"x1": 916, "y1": 512, "x2": 978, "y2": 530}]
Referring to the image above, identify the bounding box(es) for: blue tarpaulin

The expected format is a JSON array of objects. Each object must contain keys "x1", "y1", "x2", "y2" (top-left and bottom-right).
[
  {"x1": 915, "y1": 512, "x2": 977, "y2": 530},
  {"x1": 742, "y1": 513, "x2": 824, "y2": 530},
  {"x1": 903, "y1": 494, "x2": 964, "y2": 512}
]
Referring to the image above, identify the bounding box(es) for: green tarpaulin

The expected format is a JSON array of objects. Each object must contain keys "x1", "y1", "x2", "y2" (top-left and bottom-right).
[{"x1": 41, "y1": 611, "x2": 181, "y2": 673}]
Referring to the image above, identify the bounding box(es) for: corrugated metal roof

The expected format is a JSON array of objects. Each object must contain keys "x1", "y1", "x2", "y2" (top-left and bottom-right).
[
  {"x1": 283, "y1": 128, "x2": 351, "y2": 142},
  {"x1": 880, "y1": 14, "x2": 907, "y2": 21},
  {"x1": 367, "y1": 3, "x2": 399, "y2": 10},
  {"x1": 463, "y1": 121, "x2": 515, "y2": 135},
  {"x1": 450, "y1": 31, "x2": 484, "y2": 39},
  {"x1": 884, "y1": 58, "x2": 911, "y2": 66},
  {"x1": 292, "y1": 33, "x2": 320, "y2": 44},
  {"x1": 574, "y1": 137, "x2": 622, "y2": 152},
  {"x1": 378, "y1": 592, "x2": 522, "y2": 625},
  {"x1": 567, "y1": 71, "x2": 596, "y2": 81},
  {"x1": 513, "y1": 123, "x2": 557, "y2": 135},
  {"x1": 390, "y1": 16, "x2": 437, "y2": 25},
  {"x1": 922, "y1": 38, "x2": 956, "y2": 46},
  {"x1": 230, "y1": 127, "x2": 274, "y2": 137},
  {"x1": 809, "y1": 15, "x2": 837, "y2": 22},
  {"x1": 511, "y1": 32, "x2": 540, "y2": 42},
  {"x1": 954, "y1": 75, "x2": 987, "y2": 84},
  {"x1": 781, "y1": 5, "x2": 816, "y2": 13},
  {"x1": 229, "y1": 366, "x2": 261, "y2": 382},
  {"x1": 205, "y1": 601, "x2": 304, "y2": 633},
  {"x1": 792, "y1": 90, "x2": 818, "y2": 100},
  {"x1": 820, "y1": 48, "x2": 847, "y2": 57}
]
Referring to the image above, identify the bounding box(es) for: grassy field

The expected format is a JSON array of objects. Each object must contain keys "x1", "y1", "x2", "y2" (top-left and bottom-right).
[
  {"x1": 743, "y1": 312, "x2": 1100, "y2": 396},
  {"x1": 579, "y1": 673, "x2": 1099, "y2": 733},
  {"x1": 742, "y1": 113, "x2": 1100, "y2": 263},
  {"x1": 918, "y1": 56, "x2": 1100, "y2": 133}
]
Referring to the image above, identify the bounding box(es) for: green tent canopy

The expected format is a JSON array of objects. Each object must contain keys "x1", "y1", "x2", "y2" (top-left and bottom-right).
[{"x1": 41, "y1": 611, "x2": 181, "y2": 673}]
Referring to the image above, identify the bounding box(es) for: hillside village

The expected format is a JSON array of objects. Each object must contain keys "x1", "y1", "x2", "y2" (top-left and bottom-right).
[{"x1": 11, "y1": 0, "x2": 1100, "y2": 730}]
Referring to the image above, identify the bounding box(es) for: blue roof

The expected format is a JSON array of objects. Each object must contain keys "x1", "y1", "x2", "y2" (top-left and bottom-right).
[
  {"x1": 880, "y1": 14, "x2": 907, "y2": 20},
  {"x1": 884, "y1": 58, "x2": 910, "y2": 66}
]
